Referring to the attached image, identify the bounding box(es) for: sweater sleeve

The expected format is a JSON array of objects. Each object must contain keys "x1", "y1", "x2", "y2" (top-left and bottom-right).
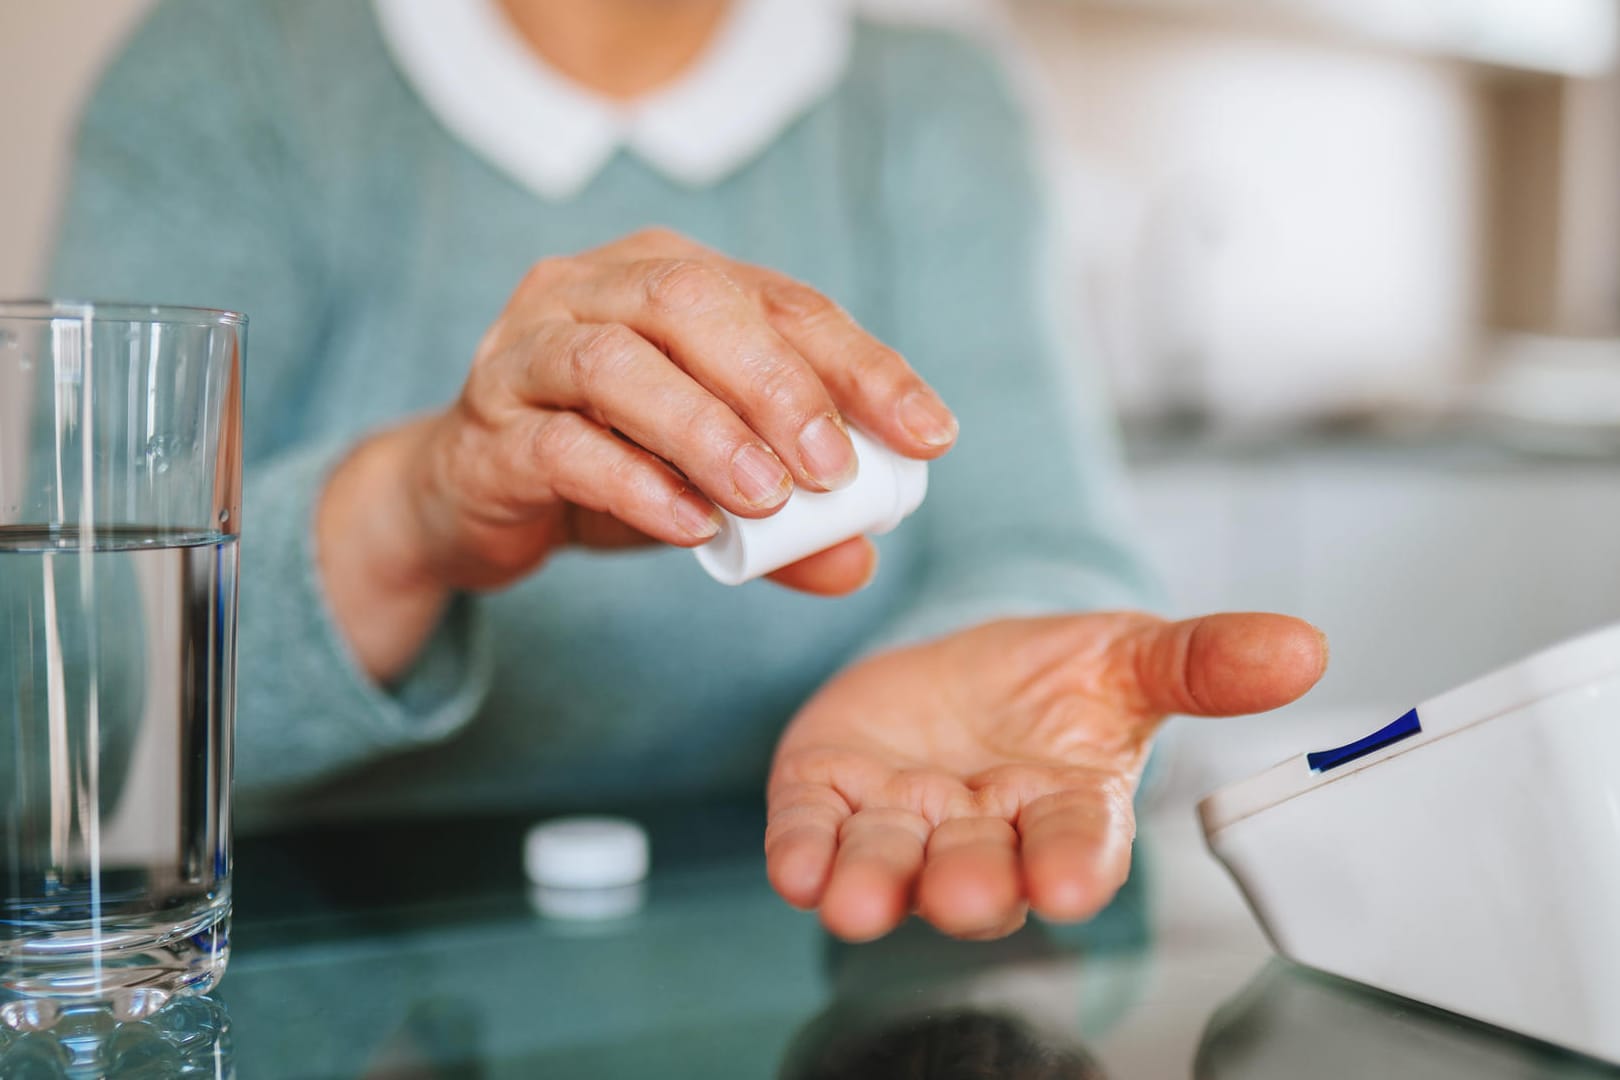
[
  {"x1": 48, "y1": 0, "x2": 491, "y2": 796},
  {"x1": 858, "y1": 33, "x2": 1162, "y2": 655}
]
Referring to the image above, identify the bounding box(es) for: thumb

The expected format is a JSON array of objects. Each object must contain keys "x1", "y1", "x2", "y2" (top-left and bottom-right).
[{"x1": 1118, "y1": 612, "x2": 1328, "y2": 718}]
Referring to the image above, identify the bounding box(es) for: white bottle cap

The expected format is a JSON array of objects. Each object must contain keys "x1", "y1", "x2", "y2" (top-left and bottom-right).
[
  {"x1": 523, "y1": 816, "x2": 649, "y2": 890},
  {"x1": 694, "y1": 427, "x2": 929, "y2": 585}
]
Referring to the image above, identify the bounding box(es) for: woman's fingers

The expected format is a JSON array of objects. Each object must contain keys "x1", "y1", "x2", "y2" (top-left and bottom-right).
[
  {"x1": 818, "y1": 808, "x2": 930, "y2": 942},
  {"x1": 743, "y1": 266, "x2": 958, "y2": 458},
  {"x1": 1018, "y1": 782, "x2": 1136, "y2": 923},
  {"x1": 1116, "y1": 613, "x2": 1329, "y2": 720},
  {"x1": 508, "y1": 321, "x2": 794, "y2": 517},
  {"x1": 766, "y1": 769, "x2": 1143, "y2": 940},
  {"x1": 563, "y1": 510, "x2": 660, "y2": 550},
  {"x1": 555, "y1": 257, "x2": 859, "y2": 493},
  {"x1": 496, "y1": 410, "x2": 722, "y2": 547},
  {"x1": 916, "y1": 817, "x2": 1023, "y2": 937},
  {"x1": 764, "y1": 781, "x2": 851, "y2": 909},
  {"x1": 765, "y1": 537, "x2": 877, "y2": 596},
  {"x1": 463, "y1": 231, "x2": 959, "y2": 580}
]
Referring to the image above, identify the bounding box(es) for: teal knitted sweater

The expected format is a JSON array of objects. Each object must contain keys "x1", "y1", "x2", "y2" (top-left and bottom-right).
[{"x1": 50, "y1": 0, "x2": 1156, "y2": 828}]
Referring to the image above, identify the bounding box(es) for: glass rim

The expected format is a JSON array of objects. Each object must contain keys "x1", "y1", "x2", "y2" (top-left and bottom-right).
[{"x1": 0, "y1": 298, "x2": 247, "y2": 328}]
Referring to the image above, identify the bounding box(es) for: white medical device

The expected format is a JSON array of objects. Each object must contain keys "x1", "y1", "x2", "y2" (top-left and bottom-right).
[{"x1": 1201, "y1": 622, "x2": 1620, "y2": 1065}]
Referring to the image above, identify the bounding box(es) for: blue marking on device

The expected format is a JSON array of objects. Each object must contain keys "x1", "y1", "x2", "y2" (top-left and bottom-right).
[{"x1": 1307, "y1": 708, "x2": 1422, "y2": 773}]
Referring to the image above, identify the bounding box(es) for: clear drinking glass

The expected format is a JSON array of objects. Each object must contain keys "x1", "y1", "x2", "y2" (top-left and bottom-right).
[{"x1": 0, "y1": 301, "x2": 243, "y2": 1012}]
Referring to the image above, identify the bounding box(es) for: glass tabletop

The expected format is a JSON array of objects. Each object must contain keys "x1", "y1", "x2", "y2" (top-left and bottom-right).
[{"x1": 5, "y1": 799, "x2": 1616, "y2": 1078}]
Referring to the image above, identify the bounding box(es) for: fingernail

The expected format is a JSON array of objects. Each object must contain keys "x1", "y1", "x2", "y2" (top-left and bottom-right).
[
  {"x1": 731, "y1": 443, "x2": 792, "y2": 508},
  {"x1": 798, "y1": 414, "x2": 858, "y2": 489},
  {"x1": 674, "y1": 491, "x2": 722, "y2": 539},
  {"x1": 898, "y1": 389, "x2": 958, "y2": 447}
]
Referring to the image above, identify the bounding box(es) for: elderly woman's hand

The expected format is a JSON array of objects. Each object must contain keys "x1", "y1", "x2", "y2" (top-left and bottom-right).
[
  {"x1": 319, "y1": 229, "x2": 957, "y2": 679},
  {"x1": 764, "y1": 612, "x2": 1327, "y2": 941}
]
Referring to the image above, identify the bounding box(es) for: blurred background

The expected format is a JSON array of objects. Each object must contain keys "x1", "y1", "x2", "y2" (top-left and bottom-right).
[{"x1": 5, "y1": 0, "x2": 1620, "y2": 791}]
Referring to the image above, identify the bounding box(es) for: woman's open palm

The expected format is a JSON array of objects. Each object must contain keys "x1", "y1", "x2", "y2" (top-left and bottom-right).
[{"x1": 765, "y1": 612, "x2": 1327, "y2": 941}]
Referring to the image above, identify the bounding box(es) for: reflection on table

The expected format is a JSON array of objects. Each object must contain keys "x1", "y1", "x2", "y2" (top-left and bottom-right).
[
  {"x1": 18, "y1": 798, "x2": 1620, "y2": 1076},
  {"x1": 213, "y1": 802, "x2": 1146, "y2": 1077},
  {"x1": 1198, "y1": 960, "x2": 1620, "y2": 1079},
  {"x1": 0, "y1": 993, "x2": 230, "y2": 1078},
  {"x1": 782, "y1": 1009, "x2": 1104, "y2": 1080}
]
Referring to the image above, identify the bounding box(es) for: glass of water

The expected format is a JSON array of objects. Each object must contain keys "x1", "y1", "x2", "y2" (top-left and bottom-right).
[{"x1": 0, "y1": 301, "x2": 243, "y2": 1012}]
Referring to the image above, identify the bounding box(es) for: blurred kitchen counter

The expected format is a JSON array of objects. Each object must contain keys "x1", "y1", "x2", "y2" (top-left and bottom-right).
[
  {"x1": 1122, "y1": 425, "x2": 1620, "y2": 792},
  {"x1": 1124, "y1": 422, "x2": 1620, "y2": 470}
]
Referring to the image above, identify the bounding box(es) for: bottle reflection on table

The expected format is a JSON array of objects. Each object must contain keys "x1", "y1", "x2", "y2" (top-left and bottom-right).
[{"x1": 0, "y1": 993, "x2": 230, "y2": 1078}]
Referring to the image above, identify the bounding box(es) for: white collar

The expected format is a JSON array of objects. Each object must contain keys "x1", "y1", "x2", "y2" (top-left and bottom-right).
[{"x1": 372, "y1": 0, "x2": 854, "y2": 200}]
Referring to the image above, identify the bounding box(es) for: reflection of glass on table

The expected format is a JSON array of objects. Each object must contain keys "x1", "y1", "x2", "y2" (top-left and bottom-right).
[{"x1": 0, "y1": 992, "x2": 231, "y2": 1077}]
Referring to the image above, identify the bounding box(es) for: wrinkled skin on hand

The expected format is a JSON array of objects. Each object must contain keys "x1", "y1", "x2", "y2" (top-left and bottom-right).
[{"x1": 765, "y1": 611, "x2": 1328, "y2": 941}]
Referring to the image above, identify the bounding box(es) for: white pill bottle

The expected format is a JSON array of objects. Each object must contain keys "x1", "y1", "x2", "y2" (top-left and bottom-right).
[{"x1": 694, "y1": 427, "x2": 928, "y2": 585}]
